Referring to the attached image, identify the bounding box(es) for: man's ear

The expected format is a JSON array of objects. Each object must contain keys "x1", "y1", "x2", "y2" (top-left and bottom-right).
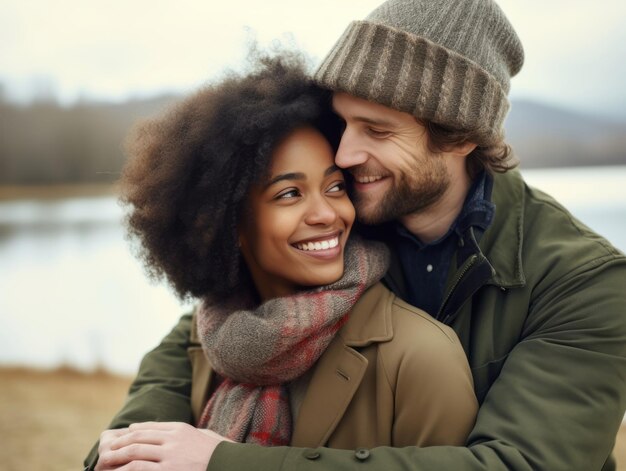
[{"x1": 453, "y1": 141, "x2": 477, "y2": 157}]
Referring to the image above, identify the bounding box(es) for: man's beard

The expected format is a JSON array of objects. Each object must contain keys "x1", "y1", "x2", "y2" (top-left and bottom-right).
[{"x1": 350, "y1": 163, "x2": 449, "y2": 225}]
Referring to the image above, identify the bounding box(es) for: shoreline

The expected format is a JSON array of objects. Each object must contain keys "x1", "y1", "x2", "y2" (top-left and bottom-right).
[
  {"x1": 0, "y1": 364, "x2": 132, "y2": 379},
  {"x1": 1, "y1": 366, "x2": 625, "y2": 470},
  {"x1": 0, "y1": 183, "x2": 118, "y2": 201}
]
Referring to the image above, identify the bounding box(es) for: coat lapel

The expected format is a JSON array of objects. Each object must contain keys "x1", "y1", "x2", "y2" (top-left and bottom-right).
[
  {"x1": 290, "y1": 337, "x2": 367, "y2": 447},
  {"x1": 291, "y1": 283, "x2": 394, "y2": 447}
]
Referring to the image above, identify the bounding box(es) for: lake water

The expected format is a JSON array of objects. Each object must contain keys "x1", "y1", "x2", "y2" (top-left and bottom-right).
[{"x1": 1, "y1": 166, "x2": 625, "y2": 375}]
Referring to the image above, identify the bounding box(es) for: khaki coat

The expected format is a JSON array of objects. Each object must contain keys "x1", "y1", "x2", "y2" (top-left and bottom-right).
[{"x1": 188, "y1": 282, "x2": 478, "y2": 449}]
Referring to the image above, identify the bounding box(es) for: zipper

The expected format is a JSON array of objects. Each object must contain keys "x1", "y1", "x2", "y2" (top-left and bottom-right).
[{"x1": 439, "y1": 254, "x2": 478, "y2": 324}]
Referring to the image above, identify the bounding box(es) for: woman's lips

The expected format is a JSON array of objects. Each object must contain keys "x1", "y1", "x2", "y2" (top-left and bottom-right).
[
  {"x1": 291, "y1": 234, "x2": 343, "y2": 260},
  {"x1": 293, "y1": 236, "x2": 339, "y2": 251}
]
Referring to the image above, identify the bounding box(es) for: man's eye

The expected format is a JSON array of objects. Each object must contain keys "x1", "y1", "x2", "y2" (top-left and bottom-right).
[{"x1": 367, "y1": 128, "x2": 391, "y2": 138}]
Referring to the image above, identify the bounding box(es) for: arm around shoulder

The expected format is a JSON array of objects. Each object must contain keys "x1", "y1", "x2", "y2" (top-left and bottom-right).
[{"x1": 84, "y1": 313, "x2": 195, "y2": 470}]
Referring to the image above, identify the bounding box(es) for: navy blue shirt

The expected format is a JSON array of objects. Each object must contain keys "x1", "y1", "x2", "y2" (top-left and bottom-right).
[{"x1": 392, "y1": 172, "x2": 495, "y2": 318}]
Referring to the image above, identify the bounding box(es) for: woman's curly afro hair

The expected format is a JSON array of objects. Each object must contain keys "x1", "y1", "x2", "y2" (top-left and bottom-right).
[{"x1": 120, "y1": 51, "x2": 339, "y2": 300}]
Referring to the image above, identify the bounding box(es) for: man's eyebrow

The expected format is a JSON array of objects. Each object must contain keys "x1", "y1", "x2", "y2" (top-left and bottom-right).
[
  {"x1": 264, "y1": 165, "x2": 340, "y2": 189},
  {"x1": 332, "y1": 109, "x2": 396, "y2": 128},
  {"x1": 353, "y1": 116, "x2": 396, "y2": 127}
]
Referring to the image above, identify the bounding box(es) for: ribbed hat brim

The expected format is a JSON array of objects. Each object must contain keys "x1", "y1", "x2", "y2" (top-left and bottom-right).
[{"x1": 314, "y1": 21, "x2": 510, "y2": 145}]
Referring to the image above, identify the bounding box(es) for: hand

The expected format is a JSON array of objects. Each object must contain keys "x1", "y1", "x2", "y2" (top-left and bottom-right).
[
  {"x1": 95, "y1": 428, "x2": 130, "y2": 470},
  {"x1": 96, "y1": 422, "x2": 233, "y2": 470}
]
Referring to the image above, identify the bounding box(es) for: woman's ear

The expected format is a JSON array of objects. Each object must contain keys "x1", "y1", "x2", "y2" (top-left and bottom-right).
[
  {"x1": 237, "y1": 220, "x2": 251, "y2": 257},
  {"x1": 236, "y1": 210, "x2": 245, "y2": 248}
]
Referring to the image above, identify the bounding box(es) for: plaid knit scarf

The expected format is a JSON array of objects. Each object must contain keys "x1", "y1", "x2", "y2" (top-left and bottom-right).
[{"x1": 196, "y1": 236, "x2": 389, "y2": 446}]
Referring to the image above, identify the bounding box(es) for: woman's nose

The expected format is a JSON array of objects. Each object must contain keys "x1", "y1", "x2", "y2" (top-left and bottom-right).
[{"x1": 304, "y1": 196, "x2": 338, "y2": 226}]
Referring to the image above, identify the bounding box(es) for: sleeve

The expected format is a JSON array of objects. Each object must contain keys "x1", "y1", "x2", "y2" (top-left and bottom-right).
[
  {"x1": 207, "y1": 259, "x2": 626, "y2": 471},
  {"x1": 83, "y1": 313, "x2": 195, "y2": 470}
]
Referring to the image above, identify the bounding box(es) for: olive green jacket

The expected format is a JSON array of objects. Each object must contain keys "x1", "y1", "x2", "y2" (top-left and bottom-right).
[{"x1": 85, "y1": 170, "x2": 626, "y2": 470}]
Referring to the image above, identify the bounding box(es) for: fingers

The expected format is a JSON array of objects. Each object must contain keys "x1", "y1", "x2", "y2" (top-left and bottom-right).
[
  {"x1": 110, "y1": 461, "x2": 159, "y2": 471},
  {"x1": 96, "y1": 422, "x2": 221, "y2": 471},
  {"x1": 98, "y1": 443, "x2": 161, "y2": 469},
  {"x1": 98, "y1": 428, "x2": 131, "y2": 459},
  {"x1": 110, "y1": 430, "x2": 166, "y2": 450},
  {"x1": 96, "y1": 422, "x2": 204, "y2": 470},
  {"x1": 101, "y1": 428, "x2": 130, "y2": 441},
  {"x1": 128, "y1": 421, "x2": 192, "y2": 432},
  {"x1": 99, "y1": 427, "x2": 130, "y2": 450}
]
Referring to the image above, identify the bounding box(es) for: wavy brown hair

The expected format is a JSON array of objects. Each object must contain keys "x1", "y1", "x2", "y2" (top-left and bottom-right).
[
  {"x1": 120, "y1": 52, "x2": 339, "y2": 300},
  {"x1": 422, "y1": 121, "x2": 519, "y2": 178}
]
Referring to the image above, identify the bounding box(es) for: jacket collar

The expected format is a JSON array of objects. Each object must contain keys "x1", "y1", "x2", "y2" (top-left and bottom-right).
[
  {"x1": 479, "y1": 169, "x2": 526, "y2": 288},
  {"x1": 383, "y1": 170, "x2": 527, "y2": 297},
  {"x1": 291, "y1": 282, "x2": 394, "y2": 447},
  {"x1": 339, "y1": 282, "x2": 394, "y2": 347}
]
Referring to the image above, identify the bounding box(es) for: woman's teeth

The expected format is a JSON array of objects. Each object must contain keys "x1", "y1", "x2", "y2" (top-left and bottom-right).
[{"x1": 295, "y1": 237, "x2": 339, "y2": 251}]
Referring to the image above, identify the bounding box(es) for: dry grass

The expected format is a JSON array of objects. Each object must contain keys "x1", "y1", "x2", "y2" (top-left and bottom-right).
[
  {"x1": 619, "y1": 427, "x2": 626, "y2": 470},
  {"x1": 0, "y1": 367, "x2": 131, "y2": 471},
  {"x1": 1, "y1": 366, "x2": 624, "y2": 470}
]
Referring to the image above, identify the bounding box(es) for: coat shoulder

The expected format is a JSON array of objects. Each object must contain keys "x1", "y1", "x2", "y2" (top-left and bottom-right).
[
  {"x1": 378, "y1": 294, "x2": 470, "y2": 388},
  {"x1": 389, "y1": 296, "x2": 461, "y2": 348}
]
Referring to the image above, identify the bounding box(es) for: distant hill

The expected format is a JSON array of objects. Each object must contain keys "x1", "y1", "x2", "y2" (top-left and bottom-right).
[
  {"x1": 0, "y1": 95, "x2": 179, "y2": 185},
  {"x1": 505, "y1": 99, "x2": 626, "y2": 168},
  {"x1": 0, "y1": 94, "x2": 624, "y2": 185}
]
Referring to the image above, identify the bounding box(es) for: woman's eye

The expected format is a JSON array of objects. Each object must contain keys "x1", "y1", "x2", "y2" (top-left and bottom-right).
[
  {"x1": 276, "y1": 189, "x2": 300, "y2": 200},
  {"x1": 327, "y1": 181, "x2": 346, "y2": 194}
]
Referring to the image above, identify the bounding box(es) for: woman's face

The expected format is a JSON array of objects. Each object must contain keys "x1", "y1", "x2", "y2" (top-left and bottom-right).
[{"x1": 239, "y1": 126, "x2": 355, "y2": 300}]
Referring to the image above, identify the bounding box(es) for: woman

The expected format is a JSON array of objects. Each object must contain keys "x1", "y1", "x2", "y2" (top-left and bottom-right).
[{"x1": 89, "y1": 52, "x2": 477, "y2": 470}]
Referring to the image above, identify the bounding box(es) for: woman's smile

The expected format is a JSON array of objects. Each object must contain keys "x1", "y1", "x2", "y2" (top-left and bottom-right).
[
  {"x1": 239, "y1": 126, "x2": 355, "y2": 300},
  {"x1": 291, "y1": 231, "x2": 344, "y2": 259}
]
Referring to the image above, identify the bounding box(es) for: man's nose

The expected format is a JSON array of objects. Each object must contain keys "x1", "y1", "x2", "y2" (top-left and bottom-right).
[{"x1": 334, "y1": 129, "x2": 368, "y2": 169}]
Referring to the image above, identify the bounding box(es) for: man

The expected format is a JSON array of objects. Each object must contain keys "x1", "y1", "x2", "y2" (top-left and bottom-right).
[{"x1": 87, "y1": 0, "x2": 626, "y2": 469}]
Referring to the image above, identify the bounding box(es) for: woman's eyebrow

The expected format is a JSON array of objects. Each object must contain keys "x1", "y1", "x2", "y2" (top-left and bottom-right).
[
  {"x1": 265, "y1": 165, "x2": 340, "y2": 188},
  {"x1": 324, "y1": 164, "x2": 341, "y2": 177},
  {"x1": 265, "y1": 172, "x2": 305, "y2": 188}
]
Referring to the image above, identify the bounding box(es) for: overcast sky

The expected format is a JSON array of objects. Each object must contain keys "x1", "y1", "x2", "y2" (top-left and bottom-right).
[{"x1": 1, "y1": 0, "x2": 625, "y2": 118}]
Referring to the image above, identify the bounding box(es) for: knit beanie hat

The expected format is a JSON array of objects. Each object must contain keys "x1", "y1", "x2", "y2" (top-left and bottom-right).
[{"x1": 314, "y1": 0, "x2": 524, "y2": 145}]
